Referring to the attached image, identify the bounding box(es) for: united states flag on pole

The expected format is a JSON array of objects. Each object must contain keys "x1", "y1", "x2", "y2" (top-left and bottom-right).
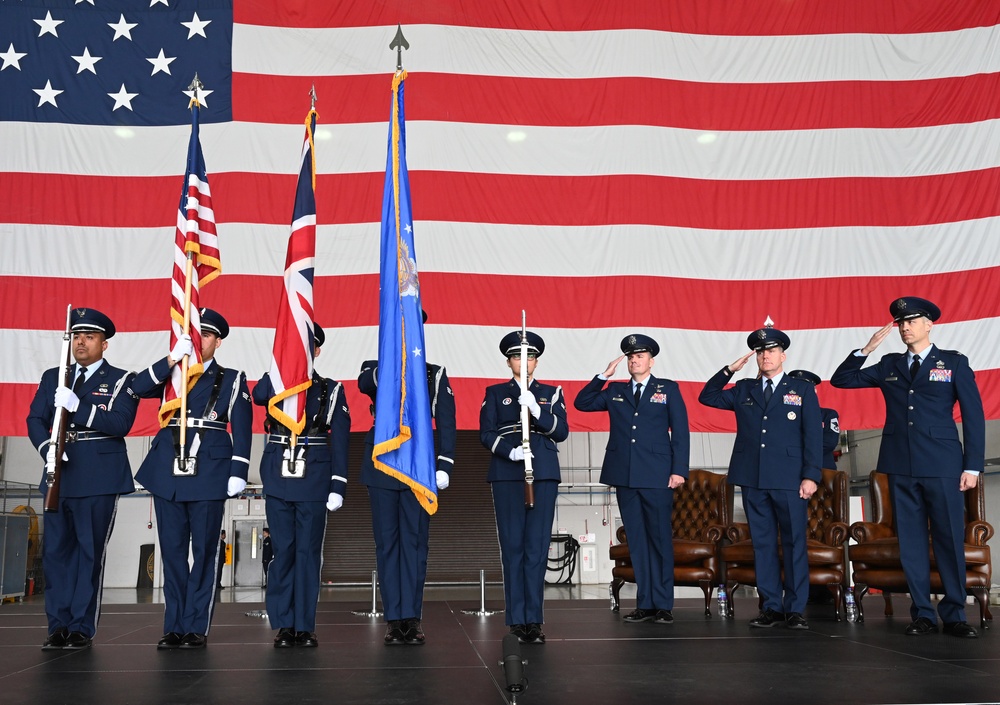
[
  {"x1": 158, "y1": 95, "x2": 221, "y2": 426},
  {"x1": 266, "y1": 108, "x2": 318, "y2": 434},
  {"x1": 372, "y1": 71, "x2": 438, "y2": 514},
  {"x1": 3, "y1": 1, "x2": 1000, "y2": 439}
]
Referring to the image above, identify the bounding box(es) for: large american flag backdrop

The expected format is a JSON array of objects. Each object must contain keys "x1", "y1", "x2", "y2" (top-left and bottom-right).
[{"x1": 3, "y1": 0, "x2": 1000, "y2": 437}]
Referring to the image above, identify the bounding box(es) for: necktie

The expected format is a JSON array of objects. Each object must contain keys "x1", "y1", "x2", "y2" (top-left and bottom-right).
[
  {"x1": 763, "y1": 378, "x2": 773, "y2": 404},
  {"x1": 910, "y1": 354, "x2": 921, "y2": 379},
  {"x1": 634, "y1": 382, "x2": 643, "y2": 405},
  {"x1": 73, "y1": 366, "x2": 88, "y2": 394}
]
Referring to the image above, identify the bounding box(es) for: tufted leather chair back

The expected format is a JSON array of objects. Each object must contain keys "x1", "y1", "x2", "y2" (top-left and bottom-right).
[
  {"x1": 672, "y1": 470, "x2": 733, "y2": 540},
  {"x1": 805, "y1": 468, "x2": 849, "y2": 542}
]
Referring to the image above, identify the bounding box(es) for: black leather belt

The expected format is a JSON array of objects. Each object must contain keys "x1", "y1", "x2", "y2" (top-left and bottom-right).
[
  {"x1": 65, "y1": 430, "x2": 111, "y2": 443},
  {"x1": 167, "y1": 418, "x2": 228, "y2": 431},
  {"x1": 265, "y1": 434, "x2": 328, "y2": 446}
]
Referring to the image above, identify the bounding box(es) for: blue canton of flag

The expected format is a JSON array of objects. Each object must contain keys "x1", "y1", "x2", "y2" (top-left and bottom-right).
[
  {"x1": 372, "y1": 71, "x2": 438, "y2": 515},
  {"x1": 0, "y1": 0, "x2": 232, "y2": 126}
]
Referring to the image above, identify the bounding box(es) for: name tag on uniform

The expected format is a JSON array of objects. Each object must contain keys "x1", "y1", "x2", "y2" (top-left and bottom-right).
[
  {"x1": 928, "y1": 369, "x2": 953, "y2": 382},
  {"x1": 885, "y1": 376, "x2": 898, "y2": 382},
  {"x1": 783, "y1": 394, "x2": 802, "y2": 406},
  {"x1": 612, "y1": 396, "x2": 625, "y2": 402},
  {"x1": 649, "y1": 393, "x2": 667, "y2": 404}
]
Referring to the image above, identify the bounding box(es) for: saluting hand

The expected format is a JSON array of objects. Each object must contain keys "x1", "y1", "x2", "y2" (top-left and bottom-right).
[
  {"x1": 602, "y1": 354, "x2": 626, "y2": 378},
  {"x1": 727, "y1": 351, "x2": 754, "y2": 373},
  {"x1": 861, "y1": 322, "x2": 894, "y2": 356}
]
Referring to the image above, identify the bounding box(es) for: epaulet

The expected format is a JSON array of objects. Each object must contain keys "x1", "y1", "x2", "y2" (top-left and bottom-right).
[
  {"x1": 427, "y1": 363, "x2": 442, "y2": 374},
  {"x1": 938, "y1": 348, "x2": 964, "y2": 358}
]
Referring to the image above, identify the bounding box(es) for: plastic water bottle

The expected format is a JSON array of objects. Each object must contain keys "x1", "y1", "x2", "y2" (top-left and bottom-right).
[
  {"x1": 845, "y1": 587, "x2": 858, "y2": 622},
  {"x1": 717, "y1": 584, "x2": 729, "y2": 618}
]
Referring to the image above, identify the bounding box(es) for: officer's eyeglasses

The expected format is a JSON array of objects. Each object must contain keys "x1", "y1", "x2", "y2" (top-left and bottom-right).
[{"x1": 509, "y1": 353, "x2": 537, "y2": 360}]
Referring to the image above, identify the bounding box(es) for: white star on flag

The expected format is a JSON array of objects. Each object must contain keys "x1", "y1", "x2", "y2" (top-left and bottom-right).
[
  {"x1": 182, "y1": 86, "x2": 213, "y2": 107},
  {"x1": 34, "y1": 11, "x2": 64, "y2": 38},
  {"x1": 182, "y1": 13, "x2": 212, "y2": 39},
  {"x1": 108, "y1": 84, "x2": 138, "y2": 111},
  {"x1": 150, "y1": 0, "x2": 170, "y2": 5},
  {"x1": 75, "y1": 0, "x2": 95, "y2": 4},
  {"x1": 412, "y1": 347, "x2": 422, "y2": 357},
  {"x1": 72, "y1": 48, "x2": 102, "y2": 75},
  {"x1": 33, "y1": 80, "x2": 63, "y2": 107},
  {"x1": 147, "y1": 49, "x2": 176, "y2": 76},
  {"x1": 0, "y1": 44, "x2": 26, "y2": 71},
  {"x1": 404, "y1": 224, "x2": 412, "y2": 233},
  {"x1": 108, "y1": 14, "x2": 138, "y2": 41}
]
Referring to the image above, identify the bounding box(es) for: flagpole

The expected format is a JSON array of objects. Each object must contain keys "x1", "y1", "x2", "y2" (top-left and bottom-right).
[{"x1": 178, "y1": 252, "x2": 195, "y2": 460}]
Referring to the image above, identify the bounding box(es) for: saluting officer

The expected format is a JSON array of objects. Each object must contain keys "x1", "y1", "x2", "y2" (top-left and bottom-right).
[
  {"x1": 480, "y1": 331, "x2": 568, "y2": 644},
  {"x1": 133, "y1": 308, "x2": 252, "y2": 650},
  {"x1": 358, "y1": 312, "x2": 456, "y2": 645},
  {"x1": 787, "y1": 370, "x2": 841, "y2": 470},
  {"x1": 574, "y1": 334, "x2": 690, "y2": 625},
  {"x1": 699, "y1": 326, "x2": 821, "y2": 630},
  {"x1": 252, "y1": 324, "x2": 350, "y2": 648},
  {"x1": 27, "y1": 308, "x2": 140, "y2": 650},
  {"x1": 830, "y1": 296, "x2": 984, "y2": 638}
]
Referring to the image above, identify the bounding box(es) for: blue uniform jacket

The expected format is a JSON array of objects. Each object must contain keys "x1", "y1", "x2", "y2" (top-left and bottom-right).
[
  {"x1": 358, "y1": 359, "x2": 457, "y2": 489},
  {"x1": 132, "y1": 357, "x2": 252, "y2": 501},
  {"x1": 574, "y1": 375, "x2": 690, "y2": 488},
  {"x1": 821, "y1": 407, "x2": 840, "y2": 470},
  {"x1": 830, "y1": 347, "x2": 985, "y2": 477},
  {"x1": 26, "y1": 361, "x2": 139, "y2": 497},
  {"x1": 699, "y1": 368, "x2": 822, "y2": 490},
  {"x1": 252, "y1": 372, "x2": 351, "y2": 501},
  {"x1": 480, "y1": 378, "x2": 568, "y2": 482}
]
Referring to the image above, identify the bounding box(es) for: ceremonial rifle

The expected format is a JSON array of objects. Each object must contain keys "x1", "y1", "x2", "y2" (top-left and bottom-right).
[
  {"x1": 519, "y1": 311, "x2": 535, "y2": 509},
  {"x1": 44, "y1": 305, "x2": 73, "y2": 513}
]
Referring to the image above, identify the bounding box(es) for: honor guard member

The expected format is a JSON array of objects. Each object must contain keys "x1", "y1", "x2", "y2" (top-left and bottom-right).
[
  {"x1": 132, "y1": 308, "x2": 252, "y2": 650},
  {"x1": 787, "y1": 370, "x2": 841, "y2": 470},
  {"x1": 574, "y1": 334, "x2": 690, "y2": 625},
  {"x1": 699, "y1": 326, "x2": 821, "y2": 630},
  {"x1": 252, "y1": 324, "x2": 350, "y2": 648},
  {"x1": 358, "y1": 312, "x2": 457, "y2": 645},
  {"x1": 27, "y1": 308, "x2": 140, "y2": 650},
  {"x1": 831, "y1": 297, "x2": 985, "y2": 638},
  {"x1": 480, "y1": 331, "x2": 568, "y2": 644}
]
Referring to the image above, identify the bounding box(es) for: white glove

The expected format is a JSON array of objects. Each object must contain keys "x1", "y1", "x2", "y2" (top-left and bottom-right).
[
  {"x1": 436, "y1": 471, "x2": 450, "y2": 490},
  {"x1": 519, "y1": 390, "x2": 541, "y2": 419},
  {"x1": 326, "y1": 492, "x2": 344, "y2": 511},
  {"x1": 509, "y1": 446, "x2": 525, "y2": 462},
  {"x1": 227, "y1": 477, "x2": 247, "y2": 496},
  {"x1": 45, "y1": 446, "x2": 68, "y2": 463},
  {"x1": 170, "y1": 334, "x2": 194, "y2": 363},
  {"x1": 54, "y1": 386, "x2": 80, "y2": 413}
]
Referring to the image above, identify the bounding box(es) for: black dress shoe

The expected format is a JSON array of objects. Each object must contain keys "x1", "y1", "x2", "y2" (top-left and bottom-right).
[
  {"x1": 905, "y1": 617, "x2": 937, "y2": 635},
  {"x1": 384, "y1": 620, "x2": 405, "y2": 645},
  {"x1": 749, "y1": 609, "x2": 785, "y2": 628},
  {"x1": 943, "y1": 621, "x2": 979, "y2": 638},
  {"x1": 785, "y1": 613, "x2": 810, "y2": 630},
  {"x1": 622, "y1": 608, "x2": 655, "y2": 623},
  {"x1": 157, "y1": 632, "x2": 183, "y2": 650},
  {"x1": 527, "y1": 623, "x2": 545, "y2": 644},
  {"x1": 64, "y1": 632, "x2": 93, "y2": 649},
  {"x1": 653, "y1": 610, "x2": 674, "y2": 624},
  {"x1": 42, "y1": 629, "x2": 69, "y2": 651},
  {"x1": 510, "y1": 624, "x2": 531, "y2": 643},
  {"x1": 179, "y1": 632, "x2": 207, "y2": 649},
  {"x1": 402, "y1": 618, "x2": 425, "y2": 645},
  {"x1": 273, "y1": 628, "x2": 296, "y2": 648},
  {"x1": 295, "y1": 631, "x2": 319, "y2": 647}
]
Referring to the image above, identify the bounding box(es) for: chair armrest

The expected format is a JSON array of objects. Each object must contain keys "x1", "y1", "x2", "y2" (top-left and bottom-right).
[
  {"x1": 727, "y1": 523, "x2": 751, "y2": 543},
  {"x1": 850, "y1": 521, "x2": 894, "y2": 543},
  {"x1": 823, "y1": 521, "x2": 850, "y2": 547},
  {"x1": 966, "y1": 520, "x2": 995, "y2": 545},
  {"x1": 704, "y1": 524, "x2": 727, "y2": 543}
]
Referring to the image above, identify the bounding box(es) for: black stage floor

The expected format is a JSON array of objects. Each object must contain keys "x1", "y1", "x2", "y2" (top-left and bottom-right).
[{"x1": 1, "y1": 591, "x2": 997, "y2": 705}]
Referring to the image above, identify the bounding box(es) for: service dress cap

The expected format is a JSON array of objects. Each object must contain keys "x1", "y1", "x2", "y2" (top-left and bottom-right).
[
  {"x1": 787, "y1": 369, "x2": 821, "y2": 386},
  {"x1": 70, "y1": 307, "x2": 116, "y2": 339},
  {"x1": 500, "y1": 330, "x2": 545, "y2": 358},
  {"x1": 620, "y1": 334, "x2": 660, "y2": 357},
  {"x1": 747, "y1": 327, "x2": 791, "y2": 351},
  {"x1": 889, "y1": 296, "x2": 941, "y2": 323},
  {"x1": 313, "y1": 323, "x2": 325, "y2": 348},
  {"x1": 199, "y1": 308, "x2": 230, "y2": 339}
]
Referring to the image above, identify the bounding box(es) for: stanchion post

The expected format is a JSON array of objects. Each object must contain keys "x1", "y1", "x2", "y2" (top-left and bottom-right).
[
  {"x1": 461, "y1": 569, "x2": 502, "y2": 616},
  {"x1": 351, "y1": 569, "x2": 384, "y2": 617}
]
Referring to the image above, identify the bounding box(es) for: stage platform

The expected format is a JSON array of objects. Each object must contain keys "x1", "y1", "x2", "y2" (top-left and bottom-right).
[{"x1": 0, "y1": 587, "x2": 996, "y2": 705}]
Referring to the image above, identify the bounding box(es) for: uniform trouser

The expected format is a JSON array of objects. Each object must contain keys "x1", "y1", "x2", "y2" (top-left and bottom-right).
[
  {"x1": 264, "y1": 496, "x2": 327, "y2": 632},
  {"x1": 616, "y1": 487, "x2": 675, "y2": 611},
  {"x1": 742, "y1": 486, "x2": 809, "y2": 615},
  {"x1": 890, "y1": 474, "x2": 968, "y2": 624},
  {"x1": 492, "y1": 480, "x2": 558, "y2": 625},
  {"x1": 43, "y1": 494, "x2": 119, "y2": 638},
  {"x1": 153, "y1": 497, "x2": 225, "y2": 636},
  {"x1": 368, "y1": 486, "x2": 429, "y2": 622}
]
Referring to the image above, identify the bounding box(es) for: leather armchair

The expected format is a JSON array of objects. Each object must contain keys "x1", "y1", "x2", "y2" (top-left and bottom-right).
[
  {"x1": 610, "y1": 469, "x2": 733, "y2": 616},
  {"x1": 849, "y1": 470, "x2": 993, "y2": 627},
  {"x1": 721, "y1": 468, "x2": 850, "y2": 619}
]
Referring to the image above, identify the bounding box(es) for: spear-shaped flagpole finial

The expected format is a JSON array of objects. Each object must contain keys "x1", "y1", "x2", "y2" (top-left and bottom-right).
[
  {"x1": 309, "y1": 83, "x2": 317, "y2": 110},
  {"x1": 390, "y1": 24, "x2": 409, "y2": 71},
  {"x1": 187, "y1": 73, "x2": 205, "y2": 107},
  {"x1": 763, "y1": 315, "x2": 775, "y2": 328}
]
